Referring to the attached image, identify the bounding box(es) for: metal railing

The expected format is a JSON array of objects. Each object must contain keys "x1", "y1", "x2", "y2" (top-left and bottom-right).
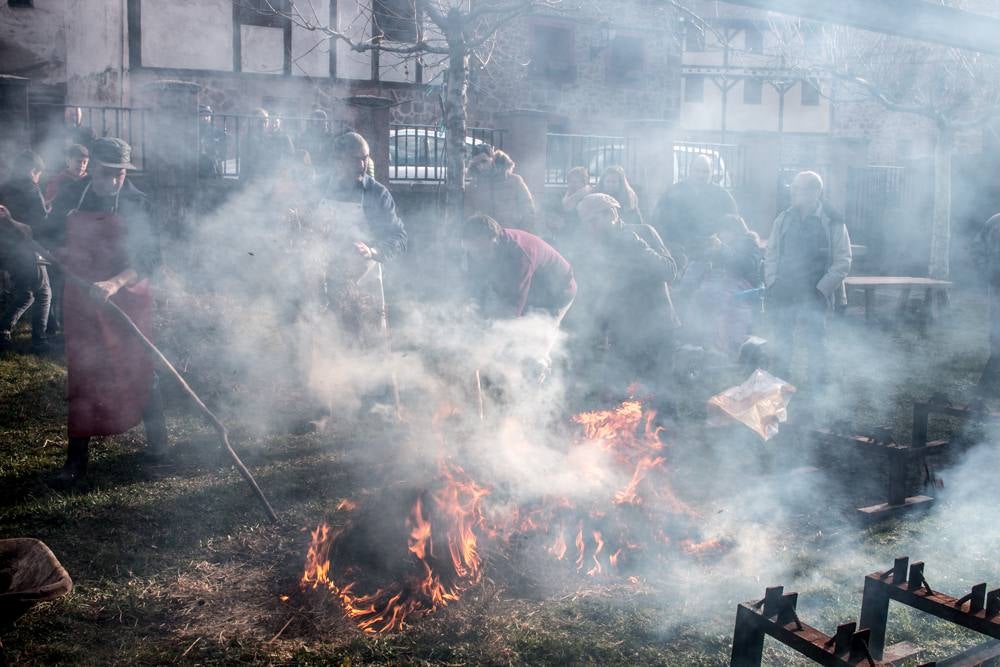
[
  {"x1": 846, "y1": 164, "x2": 906, "y2": 258},
  {"x1": 203, "y1": 113, "x2": 352, "y2": 178},
  {"x1": 28, "y1": 103, "x2": 148, "y2": 171},
  {"x1": 388, "y1": 124, "x2": 506, "y2": 182},
  {"x1": 673, "y1": 141, "x2": 744, "y2": 189},
  {"x1": 545, "y1": 133, "x2": 635, "y2": 186}
]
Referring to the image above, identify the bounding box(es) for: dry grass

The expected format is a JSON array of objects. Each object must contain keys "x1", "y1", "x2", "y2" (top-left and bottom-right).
[{"x1": 0, "y1": 287, "x2": 997, "y2": 665}]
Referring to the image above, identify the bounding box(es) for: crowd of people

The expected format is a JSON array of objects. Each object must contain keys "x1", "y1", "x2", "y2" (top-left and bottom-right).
[
  {"x1": 0, "y1": 105, "x2": 860, "y2": 486},
  {"x1": 465, "y1": 151, "x2": 852, "y2": 405}
]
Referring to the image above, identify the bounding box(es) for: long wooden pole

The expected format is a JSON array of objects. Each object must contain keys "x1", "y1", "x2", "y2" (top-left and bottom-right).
[{"x1": 28, "y1": 237, "x2": 279, "y2": 524}]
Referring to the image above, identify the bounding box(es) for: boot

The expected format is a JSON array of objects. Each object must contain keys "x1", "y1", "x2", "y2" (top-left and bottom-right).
[
  {"x1": 142, "y1": 416, "x2": 169, "y2": 461},
  {"x1": 141, "y1": 378, "x2": 169, "y2": 460},
  {"x1": 49, "y1": 437, "x2": 89, "y2": 489}
]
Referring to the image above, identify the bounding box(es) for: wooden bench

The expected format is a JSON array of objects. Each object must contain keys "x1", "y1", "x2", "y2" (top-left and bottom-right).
[{"x1": 843, "y1": 276, "x2": 953, "y2": 326}]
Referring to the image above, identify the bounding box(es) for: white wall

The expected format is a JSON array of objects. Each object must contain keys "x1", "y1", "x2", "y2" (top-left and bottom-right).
[
  {"x1": 680, "y1": 75, "x2": 830, "y2": 134},
  {"x1": 335, "y1": 0, "x2": 373, "y2": 80},
  {"x1": 65, "y1": 0, "x2": 126, "y2": 105},
  {"x1": 0, "y1": 0, "x2": 67, "y2": 87},
  {"x1": 141, "y1": 0, "x2": 232, "y2": 71},
  {"x1": 680, "y1": 22, "x2": 830, "y2": 135},
  {"x1": 291, "y1": 0, "x2": 331, "y2": 77}
]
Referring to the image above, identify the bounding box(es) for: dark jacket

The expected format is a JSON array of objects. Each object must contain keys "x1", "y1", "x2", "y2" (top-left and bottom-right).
[
  {"x1": 242, "y1": 131, "x2": 295, "y2": 182},
  {"x1": 0, "y1": 178, "x2": 48, "y2": 273},
  {"x1": 471, "y1": 228, "x2": 576, "y2": 318},
  {"x1": 0, "y1": 178, "x2": 49, "y2": 227},
  {"x1": 466, "y1": 172, "x2": 537, "y2": 232},
  {"x1": 653, "y1": 180, "x2": 738, "y2": 257},
  {"x1": 566, "y1": 222, "x2": 680, "y2": 348},
  {"x1": 297, "y1": 128, "x2": 333, "y2": 169},
  {"x1": 717, "y1": 233, "x2": 764, "y2": 287},
  {"x1": 321, "y1": 174, "x2": 407, "y2": 262}
]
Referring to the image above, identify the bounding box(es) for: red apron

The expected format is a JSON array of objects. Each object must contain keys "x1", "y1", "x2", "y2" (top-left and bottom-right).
[{"x1": 62, "y1": 203, "x2": 153, "y2": 438}]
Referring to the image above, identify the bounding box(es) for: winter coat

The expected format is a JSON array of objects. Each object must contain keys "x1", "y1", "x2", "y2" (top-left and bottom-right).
[
  {"x1": 0, "y1": 178, "x2": 48, "y2": 273},
  {"x1": 652, "y1": 180, "x2": 738, "y2": 256},
  {"x1": 465, "y1": 171, "x2": 537, "y2": 232},
  {"x1": 320, "y1": 174, "x2": 407, "y2": 262},
  {"x1": 470, "y1": 228, "x2": 577, "y2": 318},
  {"x1": 764, "y1": 203, "x2": 852, "y2": 306},
  {"x1": 565, "y1": 221, "x2": 680, "y2": 352}
]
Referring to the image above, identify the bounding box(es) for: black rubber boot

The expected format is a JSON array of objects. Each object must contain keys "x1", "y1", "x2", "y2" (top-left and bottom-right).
[
  {"x1": 142, "y1": 377, "x2": 169, "y2": 460},
  {"x1": 49, "y1": 437, "x2": 89, "y2": 489}
]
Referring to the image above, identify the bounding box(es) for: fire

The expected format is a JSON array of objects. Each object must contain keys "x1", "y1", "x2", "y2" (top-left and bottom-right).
[
  {"x1": 301, "y1": 396, "x2": 727, "y2": 634},
  {"x1": 301, "y1": 462, "x2": 489, "y2": 634},
  {"x1": 613, "y1": 455, "x2": 665, "y2": 506},
  {"x1": 523, "y1": 397, "x2": 726, "y2": 577}
]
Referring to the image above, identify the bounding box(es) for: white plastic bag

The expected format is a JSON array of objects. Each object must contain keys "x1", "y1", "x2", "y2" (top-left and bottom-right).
[{"x1": 707, "y1": 369, "x2": 796, "y2": 441}]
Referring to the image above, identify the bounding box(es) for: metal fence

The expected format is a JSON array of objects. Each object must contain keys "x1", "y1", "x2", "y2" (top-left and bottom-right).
[
  {"x1": 204, "y1": 113, "x2": 353, "y2": 178},
  {"x1": 388, "y1": 124, "x2": 506, "y2": 182},
  {"x1": 28, "y1": 103, "x2": 148, "y2": 171},
  {"x1": 673, "y1": 141, "x2": 744, "y2": 189},
  {"x1": 846, "y1": 165, "x2": 907, "y2": 265},
  {"x1": 545, "y1": 133, "x2": 634, "y2": 186}
]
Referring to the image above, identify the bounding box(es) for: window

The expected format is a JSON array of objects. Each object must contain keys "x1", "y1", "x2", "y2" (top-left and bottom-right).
[
  {"x1": 801, "y1": 80, "x2": 820, "y2": 106},
  {"x1": 743, "y1": 78, "x2": 762, "y2": 104},
  {"x1": 235, "y1": 0, "x2": 290, "y2": 24},
  {"x1": 233, "y1": 0, "x2": 292, "y2": 74},
  {"x1": 685, "y1": 25, "x2": 705, "y2": 52},
  {"x1": 744, "y1": 26, "x2": 763, "y2": 54},
  {"x1": 606, "y1": 35, "x2": 645, "y2": 85},
  {"x1": 684, "y1": 75, "x2": 705, "y2": 103},
  {"x1": 374, "y1": 0, "x2": 418, "y2": 44},
  {"x1": 7, "y1": 0, "x2": 33, "y2": 6},
  {"x1": 530, "y1": 22, "x2": 576, "y2": 83}
]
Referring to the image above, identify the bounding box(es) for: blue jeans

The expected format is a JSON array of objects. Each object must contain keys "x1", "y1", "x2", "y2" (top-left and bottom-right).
[{"x1": 1, "y1": 262, "x2": 51, "y2": 343}]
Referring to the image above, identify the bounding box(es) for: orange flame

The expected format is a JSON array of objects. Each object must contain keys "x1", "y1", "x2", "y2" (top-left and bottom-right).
[
  {"x1": 301, "y1": 462, "x2": 489, "y2": 634},
  {"x1": 587, "y1": 531, "x2": 605, "y2": 577},
  {"x1": 548, "y1": 530, "x2": 568, "y2": 560}
]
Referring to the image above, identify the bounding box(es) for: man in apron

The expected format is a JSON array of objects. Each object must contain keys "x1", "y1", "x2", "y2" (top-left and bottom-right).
[
  {"x1": 304, "y1": 132, "x2": 406, "y2": 423},
  {"x1": 308, "y1": 131, "x2": 406, "y2": 307},
  {"x1": 47, "y1": 137, "x2": 167, "y2": 487}
]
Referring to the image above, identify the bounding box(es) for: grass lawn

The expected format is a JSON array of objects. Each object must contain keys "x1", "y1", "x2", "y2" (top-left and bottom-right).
[{"x1": 1, "y1": 286, "x2": 999, "y2": 666}]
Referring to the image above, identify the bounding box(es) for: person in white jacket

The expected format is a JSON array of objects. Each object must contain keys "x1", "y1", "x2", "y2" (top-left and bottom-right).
[{"x1": 764, "y1": 171, "x2": 851, "y2": 387}]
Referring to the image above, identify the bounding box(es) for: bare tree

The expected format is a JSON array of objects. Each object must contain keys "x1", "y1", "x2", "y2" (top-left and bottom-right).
[
  {"x1": 241, "y1": 0, "x2": 555, "y2": 230},
  {"x1": 770, "y1": 12, "x2": 1000, "y2": 279}
]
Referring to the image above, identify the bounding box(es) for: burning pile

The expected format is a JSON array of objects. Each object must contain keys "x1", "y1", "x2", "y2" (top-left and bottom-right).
[
  {"x1": 301, "y1": 463, "x2": 489, "y2": 634},
  {"x1": 500, "y1": 398, "x2": 725, "y2": 577},
  {"x1": 301, "y1": 397, "x2": 726, "y2": 634}
]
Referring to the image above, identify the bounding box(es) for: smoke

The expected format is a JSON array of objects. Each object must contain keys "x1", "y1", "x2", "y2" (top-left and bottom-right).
[{"x1": 141, "y1": 142, "x2": 1000, "y2": 648}]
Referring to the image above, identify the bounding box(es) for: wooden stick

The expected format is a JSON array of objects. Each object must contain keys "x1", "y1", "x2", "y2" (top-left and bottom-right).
[
  {"x1": 474, "y1": 369, "x2": 485, "y2": 422},
  {"x1": 28, "y1": 237, "x2": 279, "y2": 524},
  {"x1": 375, "y1": 264, "x2": 402, "y2": 422}
]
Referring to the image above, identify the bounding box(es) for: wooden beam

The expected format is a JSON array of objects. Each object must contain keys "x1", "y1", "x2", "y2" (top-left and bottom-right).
[{"x1": 722, "y1": 0, "x2": 1000, "y2": 55}]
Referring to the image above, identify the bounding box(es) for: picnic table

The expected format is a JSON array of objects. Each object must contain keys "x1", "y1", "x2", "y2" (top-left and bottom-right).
[{"x1": 844, "y1": 276, "x2": 953, "y2": 325}]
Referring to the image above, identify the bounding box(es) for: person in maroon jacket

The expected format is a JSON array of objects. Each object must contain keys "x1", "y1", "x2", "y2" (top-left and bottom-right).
[
  {"x1": 462, "y1": 214, "x2": 576, "y2": 382},
  {"x1": 462, "y1": 214, "x2": 576, "y2": 323}
]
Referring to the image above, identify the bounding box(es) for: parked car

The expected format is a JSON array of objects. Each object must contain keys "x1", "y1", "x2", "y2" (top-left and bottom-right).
[{"x1": 388, "y1": 127, "x2": 494, "y2": 181}]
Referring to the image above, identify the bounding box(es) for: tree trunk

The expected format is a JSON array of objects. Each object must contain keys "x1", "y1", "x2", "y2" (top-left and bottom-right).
[
  {"x1": 928, "y1": 127, "x2": 953, "y2": 279},
  {"x1": 443, "y1": 13, "x2": 469, "y2": 236}
]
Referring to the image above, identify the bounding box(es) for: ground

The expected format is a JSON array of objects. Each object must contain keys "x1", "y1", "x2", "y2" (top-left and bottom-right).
[{"x1": 1, "y1": 287, "x2": 998, "y2": 666}]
